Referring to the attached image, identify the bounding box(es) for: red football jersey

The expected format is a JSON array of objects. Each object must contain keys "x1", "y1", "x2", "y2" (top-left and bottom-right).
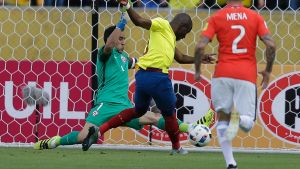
[{"x1": 202, "y1": 4, "x2": 270, "y2": 84}]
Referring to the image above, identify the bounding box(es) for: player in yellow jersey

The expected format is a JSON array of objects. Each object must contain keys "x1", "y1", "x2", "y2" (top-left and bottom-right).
[{"x1": 82, "y1": 0, "x2": 215, "y2": 154}]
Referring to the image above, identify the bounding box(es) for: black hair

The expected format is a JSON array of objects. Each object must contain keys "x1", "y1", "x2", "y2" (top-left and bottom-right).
[
  {"x1": 104, "y1": 25, "x2": 116, "y2": 44},
  {"x1": 173, "y1": 13, "x2": 192, "y2": 29},
  {"x1": 173, "y1": 13, "x2": 191, "y2": 21}
]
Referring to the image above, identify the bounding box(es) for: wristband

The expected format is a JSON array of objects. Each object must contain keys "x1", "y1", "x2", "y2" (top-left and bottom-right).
[{"x1": 126, "y1": 2, "x2": 131, "y2": 10}]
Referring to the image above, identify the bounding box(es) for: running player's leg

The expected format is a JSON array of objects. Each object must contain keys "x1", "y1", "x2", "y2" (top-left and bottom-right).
[
  {"x1": 212, "y1": 78, "x2": 237, "y2": 168},
  {"x1": 152, "y1": 74, "x2": 184, "y2": 153},
  {"x1": 234, "y1": 79, "x2": 256, "y2": 132}
]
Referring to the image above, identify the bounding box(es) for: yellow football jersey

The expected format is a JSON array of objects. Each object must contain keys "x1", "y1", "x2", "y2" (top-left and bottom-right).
[{"x1": 137, "y1": 18, "x2": 176, "y2": 73}]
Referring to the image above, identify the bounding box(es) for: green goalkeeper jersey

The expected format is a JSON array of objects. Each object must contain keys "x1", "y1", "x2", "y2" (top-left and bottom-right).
[{"x1": 94, "y1": 46, "x2": 132, "y2": 107}]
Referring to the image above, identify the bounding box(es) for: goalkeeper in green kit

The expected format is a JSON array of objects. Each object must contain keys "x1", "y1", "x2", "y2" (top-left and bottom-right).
[{"x1": 34, "y1": 14, "x2": 214, "y2": 152}]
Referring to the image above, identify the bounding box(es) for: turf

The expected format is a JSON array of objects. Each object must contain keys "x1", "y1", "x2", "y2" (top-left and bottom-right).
[{"x1": 0, "y1": 147, "x2": 298, "y2": 169}]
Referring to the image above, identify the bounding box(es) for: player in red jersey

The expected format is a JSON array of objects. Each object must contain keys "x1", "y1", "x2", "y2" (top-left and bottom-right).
[{"x1": 194, "y1": 0, "x2": 276, "y2": 168}]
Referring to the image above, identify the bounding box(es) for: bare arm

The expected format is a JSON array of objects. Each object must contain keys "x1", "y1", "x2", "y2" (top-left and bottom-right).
[
  {"x1": 103, "y1": 28, "x2": 123, "y2": 56},
  {"x1": 260, "y1": 34, "x2": 276, "y2": 73},
  {"x1": 174, "y1": 48, "x2": 195, "y2": 64},
  {"x1": 259, "y1": 34, "x2": 276, "y2": 89},
  {"x1": 194, "y1": 36, "x2": 210, "y2": 81},
  {"x1": 127, "y1": 7, "x2": 151, "y2": 30},
  {"x1": 175, "y1": 47, "x2": 216, "y2": 64}
]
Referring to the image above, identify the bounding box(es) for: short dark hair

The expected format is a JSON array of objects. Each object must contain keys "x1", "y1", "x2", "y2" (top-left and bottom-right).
[{"x1": 104, "y1": 25, "x2": 116, "y2": 44}]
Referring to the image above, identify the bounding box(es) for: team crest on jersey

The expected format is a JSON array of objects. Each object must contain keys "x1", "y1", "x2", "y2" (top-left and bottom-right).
[{"x1": 121, "y1": 55, "x2": 127, "y2": 63}]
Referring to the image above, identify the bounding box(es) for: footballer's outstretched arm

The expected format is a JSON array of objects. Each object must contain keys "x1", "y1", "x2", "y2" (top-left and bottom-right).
[
  {"x1": 175, "y1": 48, "x2": 216, "y2": 64},
  {"x1": 119, "y1": 0, "x2": 151, "y2": 30},
  {"x1": 126, "y1": 7, "x2": 151, "y2": 30},
  {"x1": 174, "y1": 48, "x2": 195, "y2": 64}
]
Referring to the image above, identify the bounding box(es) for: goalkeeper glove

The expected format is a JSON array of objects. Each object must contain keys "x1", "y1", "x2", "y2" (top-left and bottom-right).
[
  {"x1": 116, "y1": 14, "x2": 127, "y2": 31},
  {"x1": 119, "y1": 0, "x2": 132, "y2": 11}
]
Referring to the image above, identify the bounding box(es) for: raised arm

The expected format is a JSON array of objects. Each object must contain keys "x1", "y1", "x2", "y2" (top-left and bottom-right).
[
  {"x1": 120, "y1": 0, "x2": 152, "y2": 30},
  {"x1": 194, "y1": 36, "x2": 210, "y2": 81},
  {"x1": 103, "y1": 29, "x2": 123, "y2": 56},
  {"x1": 259, "y1": 34, "x2": 276, "y2": 89},
  {"x1": 102, "y1": 15, "x2": 127, "y2": 61}
]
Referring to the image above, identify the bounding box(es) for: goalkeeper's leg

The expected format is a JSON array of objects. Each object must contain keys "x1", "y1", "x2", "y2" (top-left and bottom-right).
[
  {"x1": 34, "y1": 102, "x2": 105, "y2": 150},
  {"x1": 34, "y1": 136, "x2": 61, "y2": 150},
  {"x1": 33, "y1": 122, "x2": 97, "y2": 150}
]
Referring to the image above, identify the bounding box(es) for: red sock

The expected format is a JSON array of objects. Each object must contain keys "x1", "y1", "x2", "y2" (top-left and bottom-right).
[
  {"x1": 163, "y1": 113, "x2": 180, "y2": 150},
  {"x1": 100, "y1": 108, "x2": 141, "y2": 134}
]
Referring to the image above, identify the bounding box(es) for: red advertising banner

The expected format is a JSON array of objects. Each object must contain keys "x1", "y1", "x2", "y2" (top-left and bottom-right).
[{"x1": 0, "y1": 60, "x2": 92, "y2": 143}]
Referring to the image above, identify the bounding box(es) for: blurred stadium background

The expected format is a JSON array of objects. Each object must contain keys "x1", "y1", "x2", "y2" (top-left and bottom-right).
[{"x1": 0, "y1": 1, "x2": 299, "y2": 168}]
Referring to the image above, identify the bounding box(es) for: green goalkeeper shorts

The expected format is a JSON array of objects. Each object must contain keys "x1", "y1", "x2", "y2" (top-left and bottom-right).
[{"x1": 85, "y1": 102, "x2": 143, "y2": 130}]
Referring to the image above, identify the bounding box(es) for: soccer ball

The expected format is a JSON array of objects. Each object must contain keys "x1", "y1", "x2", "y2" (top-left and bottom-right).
[{"x1": 189, "y1": 124, "x2": 212, "y2": 147}]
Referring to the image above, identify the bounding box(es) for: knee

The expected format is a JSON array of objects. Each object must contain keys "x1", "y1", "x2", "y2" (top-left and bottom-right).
[
  {"x1": 135, "y1": 107, "x2": 148, "y2": 115},
  {"x1": 157, "y1": 102, "x2": 176, "y2": 117},
  {"x1": 217, "y1": 110, "x2": 231, "y2": 121},
  {"x1": 239, "y1": 115, "x2": 254, "y2": 132}
]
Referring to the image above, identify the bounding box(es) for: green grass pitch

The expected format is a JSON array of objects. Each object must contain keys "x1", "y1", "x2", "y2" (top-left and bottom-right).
[{"x1": 0, "y1": 147, "x2": 298, "y2": 169}]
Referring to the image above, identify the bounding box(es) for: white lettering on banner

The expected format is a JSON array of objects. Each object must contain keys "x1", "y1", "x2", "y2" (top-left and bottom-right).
[
  {"x1": 59, "y1": 82, "x2": 85, "y2": 119},
  {"x1": 5, "y1": 81, "x2": 35, "y2": 119},
  {"x1": 4, "y1": 81, "x2": 85, "y2": 120},
  {"x1": 43, "y1": 82, "x2": 52, "y2": 119}
]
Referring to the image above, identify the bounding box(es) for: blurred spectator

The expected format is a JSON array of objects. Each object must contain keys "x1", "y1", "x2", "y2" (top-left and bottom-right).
[
  {"x1": 4, "y1": 0, "x2": 30, "y2": 5},
  {"x1": 167, "y1": 0, "x2": 202, "y2": 9},
  {"x1": 44, "y1": 0, "x2": 65, "y2": 6},
  {"x1": 204, "y1": 0, "x2": 253, "y2": 8},
  {"x1": 257, "y1": 0, "x2": 290, "y2": 10},
  {"x1": 68, "y1": 0, "x2": 92, "y2": 6},
  {"x1": 4, "y1": 0, "x2": 43, "y2": 6},
  {"x1": 289, "y1": 0, "x2": 299, "y2": 10},
  {"x1": 138, "y1": 0, "x2": 168, "y2": 8},
  {"x1": 101, "y1": 0, "x2": 119, "y2": 7}
]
